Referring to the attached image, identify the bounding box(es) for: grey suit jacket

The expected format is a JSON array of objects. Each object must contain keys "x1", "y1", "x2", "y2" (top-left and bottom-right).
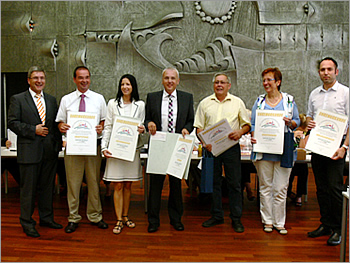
[
  {"x1": 8, "y1": 90, "x2": 62, "y2": 164},
  {"x1": 144, "y1": 90, "x2": 194, "y2": 134}
]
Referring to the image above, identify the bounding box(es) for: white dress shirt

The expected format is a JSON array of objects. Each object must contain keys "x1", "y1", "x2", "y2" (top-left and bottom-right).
[{"x1": 161, "y1": 90, "x2": 178, "y2": 132}]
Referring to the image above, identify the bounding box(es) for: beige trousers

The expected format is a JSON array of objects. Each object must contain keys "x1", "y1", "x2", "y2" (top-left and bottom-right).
[
  {"x1": 254, "y1": 160, "x2": 291, "y2": 228},
  {"x1": 64, "y1": 145, "x2": 102, "y2": 223}
]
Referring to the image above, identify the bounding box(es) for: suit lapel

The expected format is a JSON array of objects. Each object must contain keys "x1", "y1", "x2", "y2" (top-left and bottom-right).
[
  {"x1": 157, "y1": 91, "x2": 163, "y2": 126},
  {"x1": 24, "y1": 91, "x2": 41, "y2": 123},
  {"x1": 131, "y1": 101, "x2": 139, "y2": 118},
  {"x1": 43, "y1": 92, "x2": 51, "y2": 121}
]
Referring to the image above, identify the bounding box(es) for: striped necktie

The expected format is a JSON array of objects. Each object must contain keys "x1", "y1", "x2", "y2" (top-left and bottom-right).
[
  {"x1": 168, "y1": 94, "x2": 174, "y2": 133},
  {"x1": 35, "y1": 94, "x2": 45, "y2": 125}
]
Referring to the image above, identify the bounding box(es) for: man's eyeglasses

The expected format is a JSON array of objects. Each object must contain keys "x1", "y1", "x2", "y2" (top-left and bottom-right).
[
  {"x1": 262, "y1": 78, "x2": 275, "y2": 83},
  {"x1": 214, "y1": 81, "x2": 229, "y2": 85},
  {"x1": 30, "y1": 77, "x2": 45, "y2": 81}
]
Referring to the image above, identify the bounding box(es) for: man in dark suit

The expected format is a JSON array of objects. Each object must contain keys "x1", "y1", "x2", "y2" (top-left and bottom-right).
[
  {"x1": 8, "y1": 66, "x2": 63, "y2": 237},
  {"x1": 145, "y1": 67, "x2": 194, "y2": 233}
]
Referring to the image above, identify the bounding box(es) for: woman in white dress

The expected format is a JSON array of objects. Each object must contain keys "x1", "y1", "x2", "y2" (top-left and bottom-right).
[{"x1": 101, "y1": 74, "x2": 146, "y2": 234}]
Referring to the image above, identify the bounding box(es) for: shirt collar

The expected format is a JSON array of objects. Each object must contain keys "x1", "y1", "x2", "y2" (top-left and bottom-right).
[
  {"x1": 76, "y1": 89, "x2": 90, "y2": 98},
  {"x1": 163, "y1": 89, "x2": 177, "y2": 99},
  {"x1": 29, "y1": 88, "x2": 44, "y2": 98},
  {"x1": 320, "y1": 81, "x2": 339, "y2": 92},
  {"x1": 210, "y1": 93, "x2": 232, "y2": 102}
]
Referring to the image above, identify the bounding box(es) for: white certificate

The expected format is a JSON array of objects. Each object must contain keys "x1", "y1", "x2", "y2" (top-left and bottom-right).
[
  {"x1": 253, "y1": 110, "x2": 285, "y2": 154},
  {"x1": 166, "y1": 135, "x2": 195, "y2": 179},
  {"x1": 197, "y1": 118, "x2": 238, "y2": 157},
  {"x1": 305, "y1": 109, "x2": 348, "y2": 158},
  {"x1": 7, "y1": 129, "x2": 17, "y2": 151},
  {"x1": 107, "y1": 116, "x2": 140, "y2": 162},
  {"x1": 146, "y1": 132, "x2": 192, "y2": 180},
  {"x1": 66, "y1": 112, "x2": 97, "y2": 156}
]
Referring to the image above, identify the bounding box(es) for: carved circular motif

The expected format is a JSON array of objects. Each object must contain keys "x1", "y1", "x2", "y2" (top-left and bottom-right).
[{"x1": 194, "y1": 1, "x2": 236, "y2": 25}]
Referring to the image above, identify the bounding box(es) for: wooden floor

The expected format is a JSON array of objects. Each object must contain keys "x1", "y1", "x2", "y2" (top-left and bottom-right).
[{"x1": 1, "y1": 168, "x2": 349, "y2": 262}]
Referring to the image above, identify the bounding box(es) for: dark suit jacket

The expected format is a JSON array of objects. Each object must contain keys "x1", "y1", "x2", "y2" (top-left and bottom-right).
[
  {"x1": 145, "y1": 90, "x2": 194, "y2": 134},
  {"x1": 8, "y1": 90, "x2": 62, "y2": 164}
]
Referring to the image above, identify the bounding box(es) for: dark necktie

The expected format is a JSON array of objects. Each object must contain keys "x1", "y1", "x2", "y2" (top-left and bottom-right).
[
  {"x1": 168, "y1": 95, "x2": 173, "y2": 133},
  {"x1": 79, "y1": 94, "x2": 86, "y2": 112}
]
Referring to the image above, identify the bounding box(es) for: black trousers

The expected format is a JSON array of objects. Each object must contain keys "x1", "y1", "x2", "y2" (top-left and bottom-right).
[
  {"x1": 211, "y1": 144, "x2": 242, "y2": 221},
  {"x1": 19, "y1": 157, "x2": 57, "y2": 229},
  {"x1": 148, "y1": 174, "x2": 183, "y2": 226},
  {"x1": 311, "y1": 153, "x2": 345, "y2": 233},
  {"x1": 287, "y1": 163, "x2": 308, "y2": 197}
]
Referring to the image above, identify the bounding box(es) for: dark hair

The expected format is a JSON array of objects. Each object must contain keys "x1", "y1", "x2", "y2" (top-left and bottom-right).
[
  {"x1": 261, "y1": 67, "x2": 282, "y2": 91},
  {"x1": 318, "y1": 57, "x2": 338, "y2": 70},
  {"x1": 116, "y1": 74, "x2": 140, "y2": 107},
  {"x1": 73, "y1": 66, "x2": 90, "y2": 78}
]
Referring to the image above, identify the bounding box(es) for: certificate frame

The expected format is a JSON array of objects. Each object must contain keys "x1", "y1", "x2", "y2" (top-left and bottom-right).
[
  {"x1": 253, "y1": 110, "x2": 285, "y2": 154},
  {"x1": 107, "y1": 115, "x2": 141, "y2": 162},
  {"x1": 146, "y1": 132, "x2": 193, "y2": 180},
  {"x1": 305, "y1": 109, "x2": 348, "y2": 158},
  {"x1": 66, "y1": 112, "x2": 98, "y2": 156},
  {"x1": 197, "y1": 118, "x2": 237, "y2": 157},
  {"x1": 166, "y1": 135, "x2": 195, "y2": 179}
]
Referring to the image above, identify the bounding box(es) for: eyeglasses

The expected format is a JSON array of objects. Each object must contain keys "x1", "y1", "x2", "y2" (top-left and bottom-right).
[
  {"x1": 214, "y1": 81, "x2": 229, "y2": 85},
  {"x1": 30, "y1": 77, "x2": 45, "y2": 81},
  {"x1": 262, "y1": 78, "x2": 275, "y2": 83}
]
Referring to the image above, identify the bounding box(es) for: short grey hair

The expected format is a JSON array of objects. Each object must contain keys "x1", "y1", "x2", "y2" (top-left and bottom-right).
[
  {"x1": 28, "y1": 66, "x2": 46, "y2": 79},
  {"x1": 212, "y1": 72, "x2": 231, "y2": 84},
  {"x1": 162, "y1": 67, "x2": 179, "y2": 78}
]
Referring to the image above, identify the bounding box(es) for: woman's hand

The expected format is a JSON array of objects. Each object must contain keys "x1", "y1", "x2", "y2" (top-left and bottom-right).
[{"x1": 250, "y1": 137, "x2": 257, "y2": 144}]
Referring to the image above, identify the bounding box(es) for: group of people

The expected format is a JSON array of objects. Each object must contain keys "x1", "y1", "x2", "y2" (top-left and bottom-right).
[{"x1": 7, "y1": 57, "x2": 348, "y2": 247}]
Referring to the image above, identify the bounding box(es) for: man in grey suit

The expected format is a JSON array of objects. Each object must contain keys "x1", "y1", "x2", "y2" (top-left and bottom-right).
[
  {"x1": 8, "y1": 66, "x2": 63, "y2": 237},
  {"x1": 145, "y1": 67, "x2": 194, "y2": 233}
]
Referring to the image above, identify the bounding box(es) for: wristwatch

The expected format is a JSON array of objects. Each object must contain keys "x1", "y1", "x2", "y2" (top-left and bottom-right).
[{"x1": 341, "y1": 144, "x2": 349, "y2": 150}]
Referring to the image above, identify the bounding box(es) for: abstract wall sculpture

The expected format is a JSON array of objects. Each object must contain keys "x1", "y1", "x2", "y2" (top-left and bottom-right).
[{"x1": 1, "y1": 1, "x2": 349, "y2": 114}]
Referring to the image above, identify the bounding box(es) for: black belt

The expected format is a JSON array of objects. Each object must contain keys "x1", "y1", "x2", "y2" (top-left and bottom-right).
[{"x1": 97, "y1": 138, "x2": 102, "y2": 146}]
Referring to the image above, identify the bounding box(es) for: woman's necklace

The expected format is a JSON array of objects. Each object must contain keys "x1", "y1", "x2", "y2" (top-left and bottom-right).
[{"x1": 266, "y1": 93, "x2": 282, "y2": 107}]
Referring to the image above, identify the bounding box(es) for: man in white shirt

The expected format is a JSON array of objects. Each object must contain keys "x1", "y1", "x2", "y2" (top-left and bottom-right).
[
  {"x1": 56, "y1": 66, "x2": 108, "y2": 233},
  {"x1": 306, "y1": 57, "x2": 349, "y2": 246}
]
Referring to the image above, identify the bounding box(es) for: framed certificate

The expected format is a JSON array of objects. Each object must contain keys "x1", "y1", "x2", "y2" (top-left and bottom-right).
[
  {"x1": 306, "y1": 109, "x2": 348, "y2": 158},
  {"x1": 146, "y1": 132, "x2": 193, "y2": 180},
  {"x1": 107, "y1": 116, "x2": 141, "y2": 162},
  {"x1": 253, "y1": 110, "x2": 285, "y2": 154},
  {"x1": 166, "y1": 135, "x2": 195, "y2": 179},
  {"x1": 66, "y1": 112, "x2": 98, "y2": 156},
  {"x1": 197, "y1": 118, "x2": 238, "y2": 157}
]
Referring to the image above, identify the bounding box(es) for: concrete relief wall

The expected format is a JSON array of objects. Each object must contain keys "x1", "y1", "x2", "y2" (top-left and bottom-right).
[{"x1": 1, "y1": 1, "x2": 349, "y2": 114}]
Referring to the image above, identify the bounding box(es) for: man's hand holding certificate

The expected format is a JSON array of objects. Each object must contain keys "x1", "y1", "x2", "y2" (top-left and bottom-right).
[
  {"x1": 66, "y1": 112, "x2": 98, "y2": 155},
  {"x1": 306, "y1": 109, "x2": 348, "y2": 158},
  {"x1": 197, "y1": 118, "x2": 238, "y2": 157}
]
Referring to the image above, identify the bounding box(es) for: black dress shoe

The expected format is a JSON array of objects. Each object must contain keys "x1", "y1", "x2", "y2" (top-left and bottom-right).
[
  {"x1": 39, "y1": 221, "x2": 63, "y2": 229},
  {"x1": 307, "y1": 225, "x2": 332, "y2": 238},
  {"x1": 327, "y1": 232, "x2": 341, "y2": 246},
  {"x1": 232, "y1": 220, "x2": 245, "y2": 233},
  {"x1": 91, "y1": 220, "x2": 108, "y2": 229},
  {"x1": 171, "y1": 222, "x2": 184, "y2": 231},
  {"x1": 202, "y1": 217, "x2": 224, "y2": 228},
  {"x1": 23, "y1": 227, "x2": 40, "y2": 238},
  {"x1": 65, "y1": 222, "x2": 79, "y2": 233},
  {"x1": 148, "y1": 224, "x2": 158, "y2": 233}
]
